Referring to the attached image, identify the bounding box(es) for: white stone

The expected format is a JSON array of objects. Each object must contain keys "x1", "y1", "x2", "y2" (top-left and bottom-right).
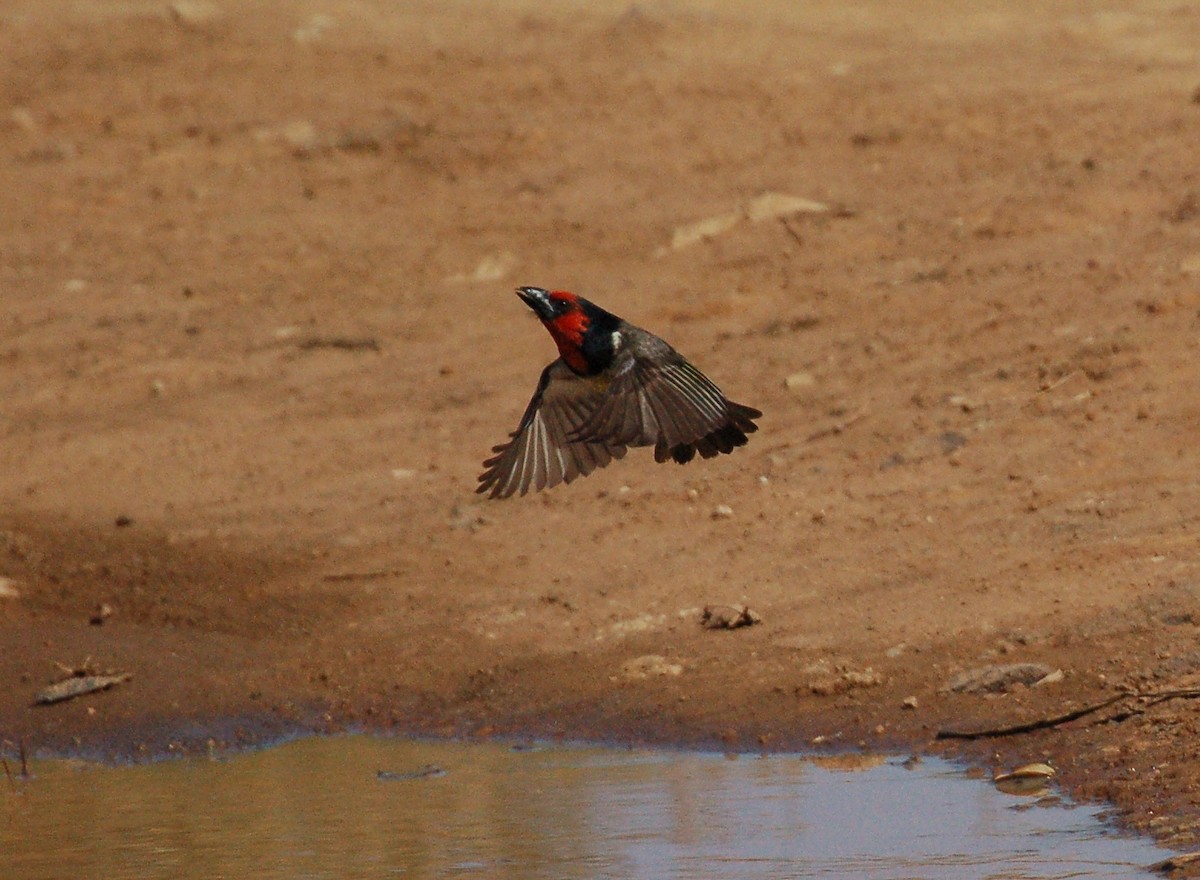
[
  {"x1": 784, "y1": 370, "x2": 816, "y2": 391},
  {"x1": 745, "y1": 191, "x2": 829, "y2": 222}
]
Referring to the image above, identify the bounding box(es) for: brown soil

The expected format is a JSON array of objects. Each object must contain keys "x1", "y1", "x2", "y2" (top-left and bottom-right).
[{"x1": 4, "y1": 0, "x2": 1200, "y2": 862}]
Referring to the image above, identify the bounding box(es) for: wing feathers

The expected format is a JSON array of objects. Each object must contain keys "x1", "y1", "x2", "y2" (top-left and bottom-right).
[
  {"x1": 571, "y1": 351, "x2": 760, "y2": 468},
  {"x1": 477, "y1": 361, "x2": 627, "y2": 499},
  {"x1": 479, "y1": 337, "x2": 762, "y2": 499}
]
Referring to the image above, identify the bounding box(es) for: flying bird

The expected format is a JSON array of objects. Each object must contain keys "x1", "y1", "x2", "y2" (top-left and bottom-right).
[{"x1": 477, "y1": 286, "x2": 761, "y2": 499}]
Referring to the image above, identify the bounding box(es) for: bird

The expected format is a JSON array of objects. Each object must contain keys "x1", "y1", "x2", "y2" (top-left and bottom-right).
[{"x1": 477, "y1": 286, "x2": 762, "y2": 499}]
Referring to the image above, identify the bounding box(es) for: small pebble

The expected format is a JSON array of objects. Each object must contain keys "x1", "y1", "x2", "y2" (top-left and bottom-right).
[
  {"x1": 89, "y1": 603, "x2": 114, "y2": 626},
  {"x1": 700, "y1": 604, "x2": 761, "y2": 630},
  {"x1": 784, "y1": 370, "x2": 817, "y2": 391},
  {"x1": 1033, "y1": 668, "x2": 1064, "y2": 687},
  {"x1": 711, "y1": 504, "x2": 734, "y2": 519}
]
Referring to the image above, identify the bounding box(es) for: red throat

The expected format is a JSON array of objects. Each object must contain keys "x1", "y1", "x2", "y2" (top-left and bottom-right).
[{"x1": 543, "y1": 294, "x2": 589, "y2": 372}]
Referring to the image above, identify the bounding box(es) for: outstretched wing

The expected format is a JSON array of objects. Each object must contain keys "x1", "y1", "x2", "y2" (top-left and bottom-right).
[
  {"x1": 572, "y1": 345, "x2": 761, "y2": 464},
  {"x1": 477, "y1": 360, "x2": 627, "y2": 499}
]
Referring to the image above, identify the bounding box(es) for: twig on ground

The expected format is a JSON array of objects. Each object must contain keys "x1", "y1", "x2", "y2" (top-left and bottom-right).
[
  {"x1": 299, "y1": 337, "x2": 380, "y2": 352},
  {"x1": 322, "y1": 568, "x2": 402, "y2": 582},
  {"x1": 54, "y1": 656, "x2": 101, "y2": 677},
  {"x1": 1095, "y1": 687, "x2": 1200, "y2": 727},
  {"x1": 936, "y1": 694, "x2": 1125, "y2": 740},
  {"x1": 1034, "y1": 370, "x2": 1079, "y2": 395},
  {"x1": 936, "y1": 686, "x2": 1200, "y2": 740},
  {"x1": 779, "y1": 216, "x2": 804, "y2": 248}
]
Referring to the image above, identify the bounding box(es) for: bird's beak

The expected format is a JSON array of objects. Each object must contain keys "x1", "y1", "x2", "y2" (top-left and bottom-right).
[{"x1": 516, "y1": 286, "x2": 555, "y2": 321}]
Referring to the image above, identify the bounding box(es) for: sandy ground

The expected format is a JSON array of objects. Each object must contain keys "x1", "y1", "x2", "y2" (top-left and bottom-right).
[{"x1": 4, "y1": 0, "x2": 1200, "y2": 862}]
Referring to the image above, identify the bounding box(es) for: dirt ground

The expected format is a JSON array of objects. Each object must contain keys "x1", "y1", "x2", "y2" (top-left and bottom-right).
[{"x1": 4, "y1": 0, "x2": 1200, "y2": 861}]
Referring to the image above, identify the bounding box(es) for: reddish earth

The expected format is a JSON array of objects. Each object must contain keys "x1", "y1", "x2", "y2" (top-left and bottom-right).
[{"x1": 3, "y1": 0, "x2": 1200, "y2": 864}]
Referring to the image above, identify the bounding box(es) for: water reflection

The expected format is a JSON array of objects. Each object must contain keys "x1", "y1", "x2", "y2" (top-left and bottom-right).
[{"x1": 1, "y1": 737, "x2": 1171, "y2": 879}]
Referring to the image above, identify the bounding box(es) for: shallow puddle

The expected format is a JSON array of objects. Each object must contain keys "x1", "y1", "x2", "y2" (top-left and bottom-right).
[{"x1": 1, "y1": 736, "x2": 1173, "y2": 879}]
